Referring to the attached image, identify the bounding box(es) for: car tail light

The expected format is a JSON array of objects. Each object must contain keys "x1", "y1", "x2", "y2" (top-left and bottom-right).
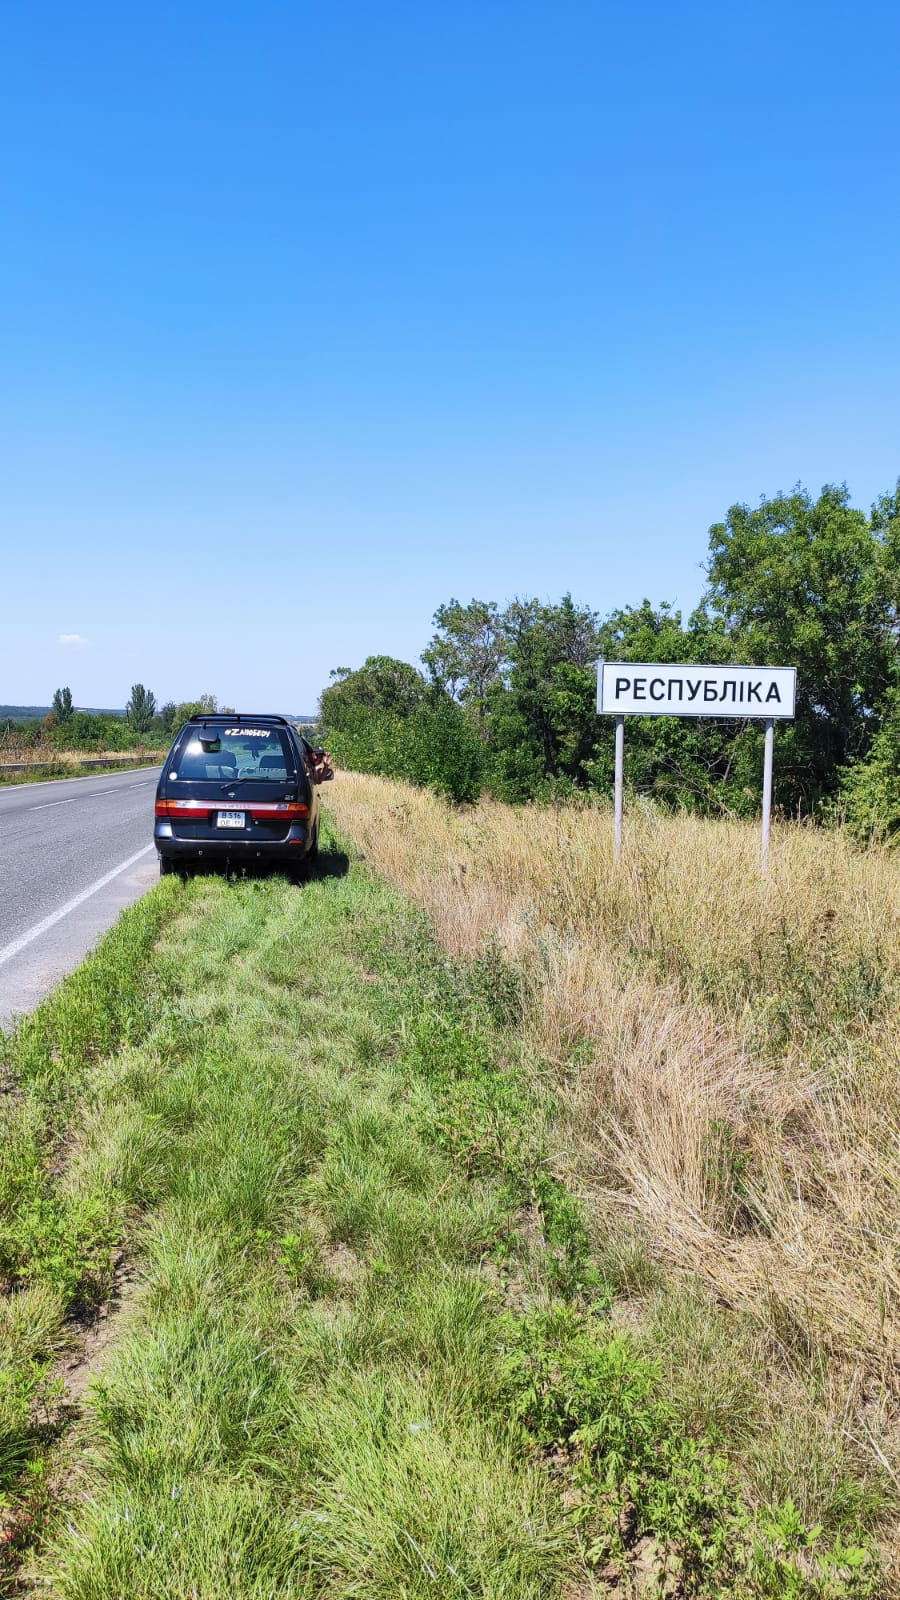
[
  {"x1": 155, "y1": 799, "x2": 308, "y2": 819},
  {"x1": 155, "y1": 799, "x2": 213, "y2": 820},
  {"x1": 245, "y1": 806, "x2": 307, "y2": 819}
]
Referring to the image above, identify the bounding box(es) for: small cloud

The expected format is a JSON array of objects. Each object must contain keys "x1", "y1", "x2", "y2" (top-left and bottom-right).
[{"x1": 59, "y1": 633, "x2": 90, "y2": 647}]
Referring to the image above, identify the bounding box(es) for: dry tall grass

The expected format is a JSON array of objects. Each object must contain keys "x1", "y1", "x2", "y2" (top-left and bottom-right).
[
  {"x1": 0, "y1": 744, "x2": 151, "y2": 772},
  {"x1": 327, "y1": 775, "x2": 900, "y2": 1458}
]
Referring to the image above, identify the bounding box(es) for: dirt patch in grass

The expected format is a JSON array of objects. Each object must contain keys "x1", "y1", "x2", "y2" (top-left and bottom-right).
[{"x1": 57, "y1": 1256, "x2": 140, "y2": 1408}]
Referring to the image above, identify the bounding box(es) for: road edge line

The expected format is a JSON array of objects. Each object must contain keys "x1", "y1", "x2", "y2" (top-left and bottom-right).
[{"x1": 0, "y1": 845, "x2": 157, "y2": 970}]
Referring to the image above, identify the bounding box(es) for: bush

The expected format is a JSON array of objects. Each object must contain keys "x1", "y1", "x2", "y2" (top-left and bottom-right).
[
  {"x1": 397, "y1": 699, "x2": 483, "y2": 802},
  {"x1": 325, "y1": 696, "x2": 483, "y2": 804},
  {"x1": 841, "y1": 690, "x2": 900, "y2": 845}
]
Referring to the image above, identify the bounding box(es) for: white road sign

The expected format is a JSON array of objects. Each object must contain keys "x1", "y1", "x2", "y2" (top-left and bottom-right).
[{"x1": 597, "y1": 661, "x2": 796, "y2": 719}]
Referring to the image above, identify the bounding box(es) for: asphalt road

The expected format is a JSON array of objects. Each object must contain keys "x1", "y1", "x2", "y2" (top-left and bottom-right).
[{"x1": 0, "y1": 766, "x2": 161, "y2": 1028}]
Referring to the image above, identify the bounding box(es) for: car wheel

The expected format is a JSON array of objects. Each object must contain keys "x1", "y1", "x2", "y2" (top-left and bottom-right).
[{"x1": 159, "y1": 855, "x2": 176, "y2": 876}]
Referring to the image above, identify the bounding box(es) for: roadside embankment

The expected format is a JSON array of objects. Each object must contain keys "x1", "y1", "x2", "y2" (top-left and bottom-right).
[{"x1": 326, "y1": 774, "x2": 900, "y2": 1582}]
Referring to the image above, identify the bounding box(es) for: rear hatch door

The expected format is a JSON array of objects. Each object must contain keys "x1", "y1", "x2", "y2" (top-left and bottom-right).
[{"x1": 160, "y1": 724, "x2": 309, "y2": 842}]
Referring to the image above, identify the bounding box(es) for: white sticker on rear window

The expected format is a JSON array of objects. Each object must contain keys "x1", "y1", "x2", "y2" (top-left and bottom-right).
[{"x1": 223, "y1": 727, "x2": 272, "y2": 738}]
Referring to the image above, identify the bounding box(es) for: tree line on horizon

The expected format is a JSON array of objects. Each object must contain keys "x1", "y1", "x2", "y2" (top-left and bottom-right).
[
  {"x1": 4, "y1": 691, "x2": 233, "y2": 753},
  {"x1": 320, "y1": 483, "x2": 900, "y2": 840}
]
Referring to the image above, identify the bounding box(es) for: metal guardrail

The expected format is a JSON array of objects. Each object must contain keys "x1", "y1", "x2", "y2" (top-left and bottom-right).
[{"x1": 0, "y1": 755, "x2": 159, "y2": 776}]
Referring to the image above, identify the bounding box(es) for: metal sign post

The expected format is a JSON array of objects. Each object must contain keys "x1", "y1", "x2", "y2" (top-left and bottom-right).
[
  {"x1": 597, "y1": 661, "x2": 796, "y2": 873},
  {"x1": 613, "y1": 714, "x2": 624, "y2": 863},
  {"x1": 760, "y1": 717, "x2": 774, "y2": 875}
]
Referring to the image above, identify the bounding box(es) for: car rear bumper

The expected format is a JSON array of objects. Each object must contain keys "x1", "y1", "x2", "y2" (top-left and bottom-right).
[{"x1": 154, "y1": 820, "x2": 313, "y2": 866}]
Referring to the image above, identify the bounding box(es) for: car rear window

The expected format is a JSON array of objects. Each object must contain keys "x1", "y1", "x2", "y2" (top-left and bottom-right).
[{"x1": 173, "y1": 726, "x2": 294, "y2": 782}]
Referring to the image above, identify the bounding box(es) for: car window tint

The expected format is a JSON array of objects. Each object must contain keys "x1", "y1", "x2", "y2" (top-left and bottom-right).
[{"x1": 174, "y1": 728, "x2": 293, "y2": 781}]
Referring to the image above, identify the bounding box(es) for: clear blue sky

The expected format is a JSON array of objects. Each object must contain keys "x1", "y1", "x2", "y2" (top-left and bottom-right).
[{"x1": 2, "y1": 0, "x2": 898, "y2": 713}]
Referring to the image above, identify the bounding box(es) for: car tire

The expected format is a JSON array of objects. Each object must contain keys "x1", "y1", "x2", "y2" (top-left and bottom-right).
[
  {"x1": 158, "y1": 855, "x2": 176, "y2": 876},
  {"x1": 288, "y1": 829, "x2": 318, "y2": 886}
]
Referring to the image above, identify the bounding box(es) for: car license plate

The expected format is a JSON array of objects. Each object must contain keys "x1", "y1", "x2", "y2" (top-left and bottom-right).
[{"x1": 216, "y1": 810, "x2": 246, "y2": 829}]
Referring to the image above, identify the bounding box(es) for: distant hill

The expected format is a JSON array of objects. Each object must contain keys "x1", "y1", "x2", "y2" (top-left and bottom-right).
[
  {"x1": 2, "y1": 705, "x2": 319, "y2": 723},
  {"x1": 0, "y1": 705, "x2": 124, "y2": 720}
]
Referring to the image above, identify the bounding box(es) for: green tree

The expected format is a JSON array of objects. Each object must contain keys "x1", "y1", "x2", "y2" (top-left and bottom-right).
[
  {"x1": 702, "y1": 483, "x2": 899, "y2": 806},
  {"x1": 320, "y1": 657, "x2": 483, "y2": 802},
  {"x1": 125, "y1": 684, "x2": 157, "y2": 736},
  {"x1": 320, "y1": 656, "x2": 427, "y2": 728},
  {"x1": 51, "y1": 686, "x2": 74, "y2": 723},
  {"x1": 841, "y1": 687, "x2": 900, "y2": 843},
  {"x1": 66, "y1": 711, "x2": 103, "y2": 746},
  {"x1": 398, "y1": 695, "x2": 484, "y2": 802},
  {"x1": 166, "y1": 694, "x2": 219, "y2": 728},
  {"x1": 485, "y1": 595, "x2": 602, "y2": 797},
  {"x1": 422, "y1": 599, "x2": 503, "y2": 726}
]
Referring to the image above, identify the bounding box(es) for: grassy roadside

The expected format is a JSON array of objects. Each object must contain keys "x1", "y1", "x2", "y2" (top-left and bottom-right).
[
  {"x1": 0, "y1": 822, "x2": 883, "y2": 1595},
  {"x1": 0, "y1": 879, "x2": 182, "y2": 1568}
]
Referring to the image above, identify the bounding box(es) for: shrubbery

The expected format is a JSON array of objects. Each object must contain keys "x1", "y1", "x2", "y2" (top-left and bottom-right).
[
  {"x1": 841, "y1": 690, "x2": 900, "y2": 843},
  {"x1": 323, "y1": 679, "x2": 483, "y2": 803}
]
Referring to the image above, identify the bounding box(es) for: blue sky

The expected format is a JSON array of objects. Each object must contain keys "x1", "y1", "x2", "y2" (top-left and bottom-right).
[{"x1": 2, "y1": 0, "x2": 898, "y2": 713}]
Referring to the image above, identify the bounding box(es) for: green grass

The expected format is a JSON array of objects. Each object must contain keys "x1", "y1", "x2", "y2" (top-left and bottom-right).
[
  {"x1": 0, "y1": 879, "x2": 182, "y2": 1565},
  {"x1": 0, "y1": 824, "x2": 887, "y2": 1596}
]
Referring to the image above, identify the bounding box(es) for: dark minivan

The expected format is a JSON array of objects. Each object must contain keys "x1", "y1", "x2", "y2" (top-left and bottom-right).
[{"x1": 154, "y1": 714, "x2": 321, "y2": 880}]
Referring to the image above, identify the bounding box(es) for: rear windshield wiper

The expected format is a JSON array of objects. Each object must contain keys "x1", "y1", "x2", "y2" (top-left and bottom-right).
[{"x1": 219, "y1": 774, "x2": 294, "y2": 791}]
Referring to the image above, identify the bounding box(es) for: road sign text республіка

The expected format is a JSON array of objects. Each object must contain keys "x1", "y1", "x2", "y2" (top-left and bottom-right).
[
  {"x1": 597, "y1": 662, "x2": 796, "y2": 719},
  {"x1": 596, "y1": 660, "x2": 797, "y2": 872}
]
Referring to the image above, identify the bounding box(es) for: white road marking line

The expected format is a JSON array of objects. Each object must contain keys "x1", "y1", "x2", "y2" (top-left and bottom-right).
[
  {"x1": 29, "y1": 784, "x2": 152, "y2": 810},
  {"x1": 0, "y1": 845, "x2": 156, "y2": 970}
]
